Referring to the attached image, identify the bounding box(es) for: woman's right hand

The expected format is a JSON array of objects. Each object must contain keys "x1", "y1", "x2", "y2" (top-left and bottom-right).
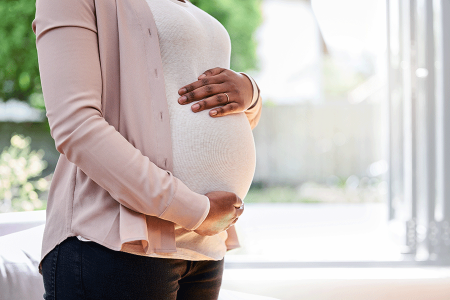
[{"x1": 194, "y1": 191, "x2": 244, "y2": 236}]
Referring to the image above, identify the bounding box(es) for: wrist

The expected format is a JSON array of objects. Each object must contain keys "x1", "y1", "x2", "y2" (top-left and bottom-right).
[
  {"x1": 191, "y1": 195, "x2": 210, "y2": 231},
  {"x1": 239, "y1": 72, "x2": 259, "y2": 110}
]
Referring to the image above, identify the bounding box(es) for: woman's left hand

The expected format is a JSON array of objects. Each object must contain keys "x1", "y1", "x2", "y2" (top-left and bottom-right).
[{"x1": 177, "y1": 67, "x2": 254, "y2": 117}]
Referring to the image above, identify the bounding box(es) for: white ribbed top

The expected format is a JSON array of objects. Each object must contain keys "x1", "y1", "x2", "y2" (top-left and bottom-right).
[{"x1": 79, "y1": 0, "x2": 256, "y2": 261}]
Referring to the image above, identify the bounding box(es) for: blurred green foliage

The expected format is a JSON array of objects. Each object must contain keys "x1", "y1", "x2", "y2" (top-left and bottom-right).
[
  {"x1": 0, "y1": 0, "x2": 262, "y2": 108},
  {"x1": 0, "y1": 134, "x2": 50, "y2": 212},
  {"x1": 0, "y1": 0, "x2": 41, "y2": 107},
  {"x1": 191, "y1": 0, "x2": 263, "y2": 72},
  {"x1": 245, "y1": 185, "x2": 322, "y2": 204}
]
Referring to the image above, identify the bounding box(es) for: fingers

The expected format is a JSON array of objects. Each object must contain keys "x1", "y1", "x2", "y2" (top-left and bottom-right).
[
  {"x1": 209, "y1": 102, "x2": 239, "y2": 117},
  {"x1": 233, "y1": 196, "x2": 244, "y2": 208},
  {"x1": 198, "y1": 67, "x2": 226, "y2": 79},
  {"x1": 235, "y1": 204, "x2": 244, "y2": 218},
  {"x1": 190, "y1": 92, "x2": 238, "y2": 115},
  {"x1": 178, "y1": 68, "x2": 250, "y2": 118},
  {"x1": 178, "y1": 83, "x2": 225, "y2": 106},
  {"x1": 180, "y1": 88, "x2": 240, "y2": 116},
  {"x1": 228, "y1": 205, "x2": 244, "y2": 229},
  {"x1": 178, "y1": 73, "x2": 226, "y2": 99},
  {"x1": 233, "y1": 195, "x2": 244, "y2": 222},
  {"x1": 227, "y1": 203, "x2": 244, "y2": 230}
]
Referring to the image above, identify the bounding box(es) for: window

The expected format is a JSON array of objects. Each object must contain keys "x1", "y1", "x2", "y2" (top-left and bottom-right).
[{"x1": 226, "y1": 0, "x2": 450, "y2": 268}]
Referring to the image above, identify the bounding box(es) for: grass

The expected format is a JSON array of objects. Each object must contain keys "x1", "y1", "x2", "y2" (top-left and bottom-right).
[
  {"x1": 244, "y1": 185, "x2": 321, "y2": 203},
  {"x1": 244, "y1": 180, "x2": 386, "y2": 204}
]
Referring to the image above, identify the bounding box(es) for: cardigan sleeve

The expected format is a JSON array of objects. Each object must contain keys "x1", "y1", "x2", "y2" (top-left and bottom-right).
[{"x1": 32, "y1": 0, "x2": 209, "y2": 231}]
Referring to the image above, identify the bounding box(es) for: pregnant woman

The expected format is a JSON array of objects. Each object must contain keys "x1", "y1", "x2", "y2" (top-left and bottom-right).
[{"x1": 32, "y1": 0, "x2": 262, "y2": 299}]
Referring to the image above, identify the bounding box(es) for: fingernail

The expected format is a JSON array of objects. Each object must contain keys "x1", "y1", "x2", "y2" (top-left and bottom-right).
[
  {"x1": 199, "y1": 74, "x2": 206, "y2": 79},
  {"x1": 192, "y1": 103, "x2": 200, "y2": 111},
  {"x1": 178, "y1": 88, "x2": 187, "y2": 94},
  {"x1": 210, "y1": 110, "x2": 217, "y2": 116},
  {"x1": 178, "y1": 96, "x2": 187, "y2": 104}
]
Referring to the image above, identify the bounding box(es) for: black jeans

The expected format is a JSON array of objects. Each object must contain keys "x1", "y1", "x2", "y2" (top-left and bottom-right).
[{"x1": 41, "y1": 236, "x2": 224, "y2": 300}]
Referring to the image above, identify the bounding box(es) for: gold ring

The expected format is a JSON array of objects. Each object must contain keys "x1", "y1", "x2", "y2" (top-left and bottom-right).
[{"x1": 224, "y1": 93, "x2": 230, "y2": 104}]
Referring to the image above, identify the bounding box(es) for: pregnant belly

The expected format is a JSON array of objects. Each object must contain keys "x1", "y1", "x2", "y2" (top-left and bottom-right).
[{"x1": 169, "y1": 106, "x2": 256, "y2": 200}]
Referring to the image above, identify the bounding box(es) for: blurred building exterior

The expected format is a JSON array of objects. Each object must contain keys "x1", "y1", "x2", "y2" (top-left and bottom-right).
[
  {"x1": 247, "y1": 0, "x2": 387, "y2": 187},
  {"x1": 252, "y1": 103, "x2": 381, "y2": 185}
]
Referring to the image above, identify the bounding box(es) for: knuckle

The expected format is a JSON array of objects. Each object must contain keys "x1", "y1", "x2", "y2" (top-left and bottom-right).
[
  {"x1": 188, "y1": 91, "x2": 195, "y2": 99},
  {"x1": 198, "y1": 100, "x2": 206, "y2": 109},
  {"x1": 205, "y1": 85, "x2": 214, "y2": 93},
  {"x1": 217, "y1": 94, "x2": 225, "y2": 103},
  {"x1": 224, "y1": 83, "x2": 231, "y2": 90},
  {"x1": 187, "y1": 84, "x2": 195, "y2": 92},
  {"x1": 217, "y1": 74, "x2": 228, "y2": 83},
  {"x1": 201, "y1": 78, "x2": 209, "y2": 85}
]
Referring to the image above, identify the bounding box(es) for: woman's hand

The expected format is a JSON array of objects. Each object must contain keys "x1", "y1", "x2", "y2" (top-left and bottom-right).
[
  {"x1": 177, "y1": 67, "x2": 254, "y2": 117},
  {"x1": 194, "y1": 191, "x2": 244, "y2": 236}
]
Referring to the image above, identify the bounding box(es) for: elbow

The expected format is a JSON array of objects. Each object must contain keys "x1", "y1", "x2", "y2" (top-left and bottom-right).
[{"x1": 48, "y1": 107, "x2": 103, "y2": 159}]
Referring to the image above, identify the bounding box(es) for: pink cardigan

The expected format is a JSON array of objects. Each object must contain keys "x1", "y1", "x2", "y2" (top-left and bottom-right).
[{"x1": 32, "y1": 0, "x2": 262, "y2": 274}]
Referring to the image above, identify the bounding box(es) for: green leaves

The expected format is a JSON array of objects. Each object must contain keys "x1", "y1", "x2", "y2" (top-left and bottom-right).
[
  {"x1": 190, "y1": 0, "x2": 263, "y2": 72},
  {"x1": 0, "y1": 134, "x2": 49, "y2": 212},
  {"x1": 0, "y1": 0, "x2": 40, "y2": 105}
]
